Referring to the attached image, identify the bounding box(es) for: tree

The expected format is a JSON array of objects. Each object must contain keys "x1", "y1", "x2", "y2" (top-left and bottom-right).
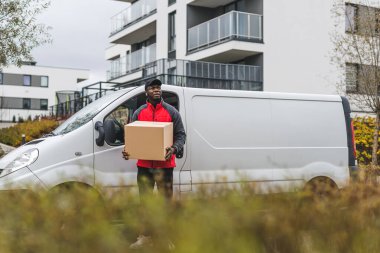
[
  {"x1": 331, "y1": 0, "x2": 380, "y2": 165},
  {"x1": 0, "y1": 0, "x2": 51, "y2": 68}
]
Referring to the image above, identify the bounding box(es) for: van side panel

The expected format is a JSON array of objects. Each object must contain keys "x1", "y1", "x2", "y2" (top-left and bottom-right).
[
  {"x1": 190, "y1": 95, "x2": 273, "y2": 183},
  {"x1": 270, "y1": 99, "x2": 349, "y2": 188}
]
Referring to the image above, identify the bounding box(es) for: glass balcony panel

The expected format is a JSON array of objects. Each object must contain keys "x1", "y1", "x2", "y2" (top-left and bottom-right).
[
  {"x1": 219, "y1": 13, "x2": 231, "y2": 40},
  {"x1": 196, "y1": 62, "x2": 202, "y2": 77},
  {"x1": 209, "y1": 64, "x2": 215, "y2": 79},
  {"x1": 147, "y1": 44, "x2": 156, "y2": 63},
  {"x1": 237, "y1": 13, "x2": 249, "y2": 38},
  {"x1": 198, "y1": 23, "x2": 208, "y2": 48},
  {"x1": 110, "y1": 0, "x2": 157, "y2": 34},
  {"x1": 250, "y1": 14, "x2": 261, "y2": 38},
  {"x1": 221, "y1": 65, "x2": 226, "y2": 79},
  {"x1": 108, "y1": 44, "x2": 156, "y2": 79},
  {"x1": 130, "y1": 50, "x2": 142, "y2": 70},
  {"x1": 188, "y1": 28, "x2": 198, "y2": 51},
  {"x1": 187, "y1": 11, "x2": 262, "y2": 52},
  {"x1": 209, "y1": 19, "x2": 219, "y2": 44},
  {"x1": 202, "y1": 63, "x2": 208, "y2": 78}
]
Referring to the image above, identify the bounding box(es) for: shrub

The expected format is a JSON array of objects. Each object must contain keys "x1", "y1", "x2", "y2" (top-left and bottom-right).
[
  {"x1": 353, "y1": 117, "x2": 380, "y2": 164},
  {"x1": 0, "y1": 119, "x2": 59, "y2": 147},
  {"x1": 0, "y1": 182, "x2": 378, "y2": 253}
]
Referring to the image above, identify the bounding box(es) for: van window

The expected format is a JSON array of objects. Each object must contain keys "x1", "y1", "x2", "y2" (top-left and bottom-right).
[
  {"x1": 52, "y1": 89, "x2": 131, "y2": 135},
  {"x1": 104, "y1": 91, "x2": 179, "y2": 146}
]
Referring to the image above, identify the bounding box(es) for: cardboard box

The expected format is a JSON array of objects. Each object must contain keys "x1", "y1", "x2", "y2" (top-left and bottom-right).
[{"x1": 124, "y1": 121, "x2": 173, "y2": 161}]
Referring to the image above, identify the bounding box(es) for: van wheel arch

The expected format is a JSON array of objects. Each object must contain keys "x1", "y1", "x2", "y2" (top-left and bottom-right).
[
  {"x1": 51, "y1": 181, "x2": 96, "y2": 193},
  {"x1": 304, "y1": 176, "x2": 339, "y2": 197},
  {"x1": 49, "y1": 182, "x2": 106, "y2": 214}
]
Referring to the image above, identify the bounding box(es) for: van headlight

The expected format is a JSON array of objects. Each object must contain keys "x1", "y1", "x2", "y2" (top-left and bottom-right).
[{"x1": 1, "y1": 149, "x2": 39, "y2": 175}]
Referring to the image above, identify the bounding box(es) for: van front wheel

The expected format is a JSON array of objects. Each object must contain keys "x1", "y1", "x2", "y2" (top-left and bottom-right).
[{"x1": 49, "y1": 183, "x2": 107, "y2": 228}]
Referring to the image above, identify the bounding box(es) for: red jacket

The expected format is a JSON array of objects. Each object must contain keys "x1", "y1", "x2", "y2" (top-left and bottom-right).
[{"x1": 132, "y1": 100, "x2": 186, "y2": 169}]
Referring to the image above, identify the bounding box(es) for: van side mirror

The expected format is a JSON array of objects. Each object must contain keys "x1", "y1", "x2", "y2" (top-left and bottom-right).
[
  {"x1": 95, "y1": 121, "x2": 105, "y2": 146},
  {"x1": 103, "y1": 119, "x2": 117, "y2": 144}
]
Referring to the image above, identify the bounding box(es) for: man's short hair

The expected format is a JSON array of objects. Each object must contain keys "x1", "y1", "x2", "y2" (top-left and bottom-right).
[{"x1": 145, "y1": 79, "x2": 162, "y2": 91}]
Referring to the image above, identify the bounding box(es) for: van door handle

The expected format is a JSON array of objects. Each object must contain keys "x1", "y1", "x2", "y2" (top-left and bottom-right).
[{"x1": 95, "y1": 121, "x2": 105, "y2": 146}]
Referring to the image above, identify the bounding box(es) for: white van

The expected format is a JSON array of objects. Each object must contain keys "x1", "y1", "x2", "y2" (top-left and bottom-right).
[{"x1": 0, "y1": 85, "x2": 357, "y2": 194}]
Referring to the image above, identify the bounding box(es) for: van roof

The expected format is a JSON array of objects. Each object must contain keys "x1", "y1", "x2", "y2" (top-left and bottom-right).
[{"x1": 160, "y1": 85, "x2": 342, "y2": 102}]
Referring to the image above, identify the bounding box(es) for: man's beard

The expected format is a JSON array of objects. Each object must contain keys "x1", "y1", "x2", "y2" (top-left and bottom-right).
[{"x1": 152, "y1": 96, "x2": 161, "y2": 102}]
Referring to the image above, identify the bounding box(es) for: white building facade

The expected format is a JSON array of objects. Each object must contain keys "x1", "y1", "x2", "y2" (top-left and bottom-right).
[
  {"x1": 0, "y1": 62, "x2": 89, "y2": 122},
  {"x1": 105, "y1": 0, "x2": 378, "y2": 98}
]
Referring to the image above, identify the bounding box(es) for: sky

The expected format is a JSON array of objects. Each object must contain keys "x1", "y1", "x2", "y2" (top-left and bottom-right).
[{"x1": 31, "y1": 0, "x2": 127, "y2": 86}]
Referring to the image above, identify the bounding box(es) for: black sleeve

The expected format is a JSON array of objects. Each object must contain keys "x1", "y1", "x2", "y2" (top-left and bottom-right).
[
  {"x1": 162, "y1": 102, "x2": 186, "y2": 152},
  {"x1": 172, "y1": 110, "x2": 186, "y2": 152},
  {"x1": 131, "y1": 104, "x2": 147, "y2": 123}
]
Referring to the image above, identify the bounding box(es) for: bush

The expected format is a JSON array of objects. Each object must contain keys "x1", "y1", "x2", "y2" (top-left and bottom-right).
[
  {"x1": 0, "y1": 119, "x2": 59, "y2": 147},
  {"x1": 353, "y1": 117, "x2": 380, "y2": 164},
  {"x1": 0, "y1": 181, "x2": 378, "y2": 253}
]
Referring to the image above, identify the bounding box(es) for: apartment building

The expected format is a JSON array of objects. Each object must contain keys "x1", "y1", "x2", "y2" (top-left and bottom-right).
[
  {"x1": 105, "y1": 0, "x2": 380, "y2": 97},
  {"x1": 0, "y1": 62, "x2": 89, "y2": 122}
]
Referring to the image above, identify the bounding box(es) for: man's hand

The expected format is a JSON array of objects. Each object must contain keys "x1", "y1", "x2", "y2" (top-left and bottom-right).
[
  {"x1": 122, "y1": 150, "x2": 130, "y2": 160},
  {"x1": 165, "y1": 147, "x2": 176, "y2": 160}
]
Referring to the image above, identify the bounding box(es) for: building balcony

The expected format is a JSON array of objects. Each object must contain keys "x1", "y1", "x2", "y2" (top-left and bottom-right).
[
  {"x1": 187, "y1": 0, "x2": 238, "y2": 8},
  {"x1": 109, "y1": 0, "x2": 157, "y2": 44},
  {"x1": 121, "y1": 58, "x2": 263, "y2": 91},
  {"x1": 110, "y1": 0, "x2": 156, "y2": 35},
  {"x1": 187, "y1": 11, "x2": 263, "y2": 53},
  {"x1": 107, "y1": 43, "x2": 156, "y2": 80}
]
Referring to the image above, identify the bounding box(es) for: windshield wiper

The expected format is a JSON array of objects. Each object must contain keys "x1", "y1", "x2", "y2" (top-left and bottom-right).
[{"x1": 43, "y1": 132, "x2": 56, "y2": 137}]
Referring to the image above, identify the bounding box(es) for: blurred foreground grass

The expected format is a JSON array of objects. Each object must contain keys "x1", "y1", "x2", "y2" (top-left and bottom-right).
[{"x1": 1, "y1": 181, "x2": 380, "y2": 253}]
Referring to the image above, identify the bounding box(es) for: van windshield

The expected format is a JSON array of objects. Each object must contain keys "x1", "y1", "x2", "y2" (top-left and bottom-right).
[{"x1": 52, "y1": 89, "x2": 133, "y2": 135}]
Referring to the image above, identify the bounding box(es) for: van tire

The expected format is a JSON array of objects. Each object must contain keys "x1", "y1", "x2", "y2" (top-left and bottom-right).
[
  {"x1": 49, "y1": 183, "x2": 107, "y2": 228},
  {"x1": 304, "y1": 177, "x2": 338, "y2": 198}
]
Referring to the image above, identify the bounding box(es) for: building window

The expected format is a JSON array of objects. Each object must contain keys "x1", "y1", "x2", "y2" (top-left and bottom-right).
[
  {"x1": 346, "y1": 63, "x2": 358, "y2": 92},
  {"x1": 41, "y1": 76, "x2": 49, "y2": 87},
  {"x1": 168, "y1": 11, "x2": 176, "y2": 57},
  {"x1": 23, "y1": 98, "x2": 31, "y2": 109},
  {"x1": 40, "y1": 99, "x2": 48, "y2": 110},
  {"x1": 345, "y1": 4, "x2": 358, "y2": 33},
  {"x1": 0, "y1": 73, "x2": 3, "y2": 84},
  {"x1": 23, "y1": 75, "x2": 31, "y2": 86},
  {"x1": 168, "y1": 0, "x2": 176, "y2": 6}
]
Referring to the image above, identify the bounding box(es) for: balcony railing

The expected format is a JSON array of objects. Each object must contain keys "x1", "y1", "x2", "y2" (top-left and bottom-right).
[
  {"x1": 53, "y1": 59, "x2": 263, "y2": 118},
  {"x1": 110, "y1": 0, "x2": 157, "y2": 35},
  {"x1": 108, "y1": 43, "x2": 156, "y2": 80},
  {"x1": 188, "y1": 11, "x2": 263, "y2": 52},
  {"x1": 142, "y1": 58, "x2": 263, "y2": 91}
]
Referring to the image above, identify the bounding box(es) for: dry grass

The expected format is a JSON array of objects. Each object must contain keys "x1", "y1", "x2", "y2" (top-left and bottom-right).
[{"x1": 0, "y1": 176, "x2": 380, "y2": 253}]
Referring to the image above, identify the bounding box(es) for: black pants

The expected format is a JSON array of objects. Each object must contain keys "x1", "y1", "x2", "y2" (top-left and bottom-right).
[
  {"x1": 137, "y1": 167, "x2": 174, "y2": 236},
  {"x1": 137, "y1": 167, "x2": 174, "y2": 201}
]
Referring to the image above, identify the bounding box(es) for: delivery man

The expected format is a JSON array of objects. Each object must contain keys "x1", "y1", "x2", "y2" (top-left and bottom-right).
[{"x1": 122, "y1": 78, "x2": 186, "y2": 249}]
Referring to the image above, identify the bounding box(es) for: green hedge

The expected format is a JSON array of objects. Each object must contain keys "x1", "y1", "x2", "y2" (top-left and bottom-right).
[{"x1": 0, "y1": 119, "x2": 59, "y2": 147}]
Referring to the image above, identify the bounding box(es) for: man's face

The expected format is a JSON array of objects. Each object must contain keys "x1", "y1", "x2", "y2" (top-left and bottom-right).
[{"x1": 146, "y1": 84, "x2": 162, "y2": 102}]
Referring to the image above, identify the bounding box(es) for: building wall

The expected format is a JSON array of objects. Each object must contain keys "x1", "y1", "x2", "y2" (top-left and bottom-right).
[
  {"x1": 109, "y1": 0, "x2": 380, "y2": 96},
  {"x1": 261, "y1": 0, "x2": 339, "y2": 94},
  {"x1": 0, "y1": 64, "x2": 89, "y2": 122}
]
